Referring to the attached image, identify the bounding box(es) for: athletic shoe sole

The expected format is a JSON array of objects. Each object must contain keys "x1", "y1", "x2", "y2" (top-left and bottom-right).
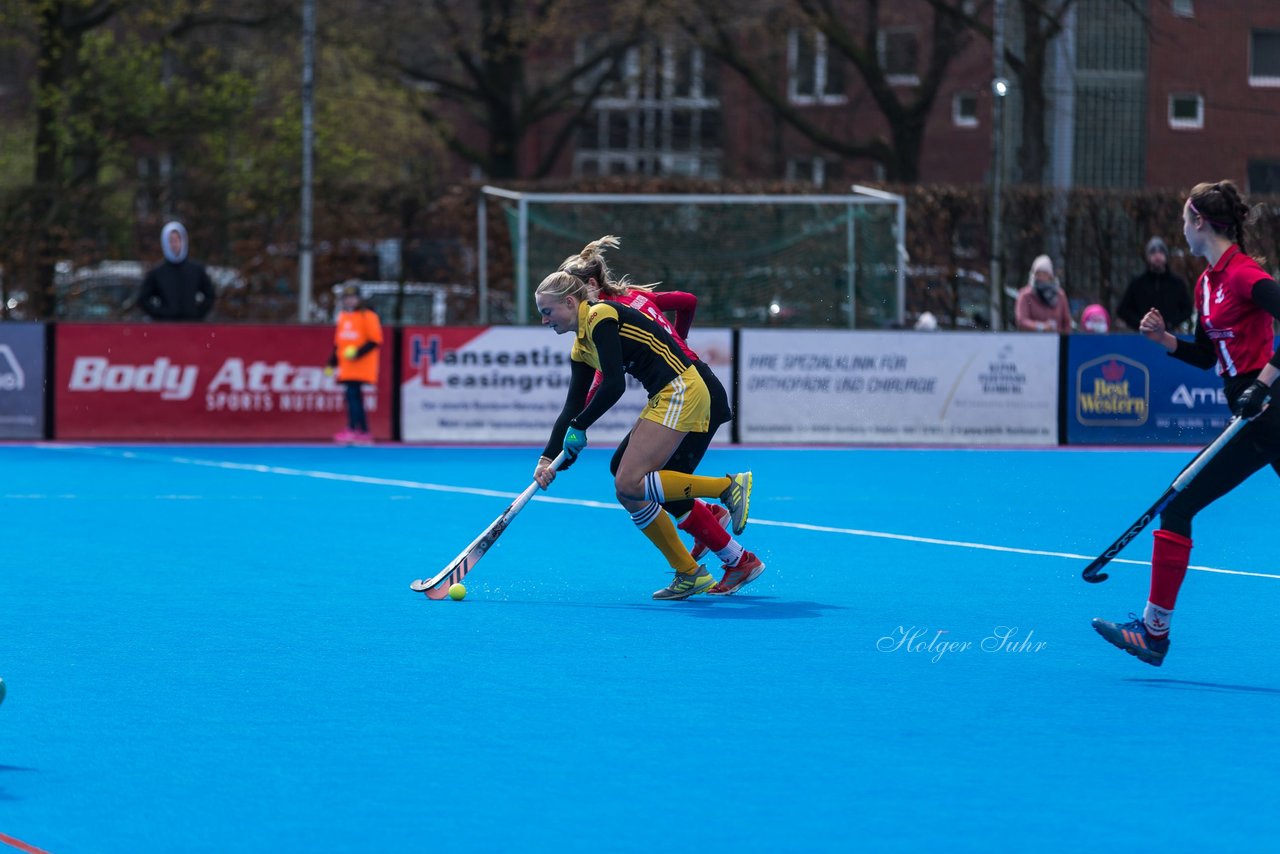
[
  {"x1": 652, "y1": 574, "x2": 716, "y2": 601},
  {"x1": 707, "y1": 561, "x2": 765, "y2": 595}
]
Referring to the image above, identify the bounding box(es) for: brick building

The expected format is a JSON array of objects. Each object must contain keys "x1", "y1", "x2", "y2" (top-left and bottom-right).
[
  {"x1": 515, "y1": 0, "x2": 1280, "y2": 193},
  {"x1": 1145, "y1": 1, "x2": 1280, "y2": 191}
]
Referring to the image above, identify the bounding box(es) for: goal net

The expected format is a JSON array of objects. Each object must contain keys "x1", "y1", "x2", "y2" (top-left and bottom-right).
[{"x1": 478, "y1": 188, "x2": 905, "y2": 328}]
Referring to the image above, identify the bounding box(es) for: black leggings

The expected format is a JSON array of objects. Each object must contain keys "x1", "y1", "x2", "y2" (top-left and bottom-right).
[
  {"x1": 343, "y1": 381, "x2": 368, "y2": 432},
  {"x1": 610, "y1": 360, "x2": 733, "y2": 519},
  {"x1": 1161, "y1": 409, "x2": 1280, "y2": 537}
]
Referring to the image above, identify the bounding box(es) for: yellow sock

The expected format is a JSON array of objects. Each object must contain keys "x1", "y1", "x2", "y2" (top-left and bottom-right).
[
  {"x1": 632, "y1": 504, "x2": 700, "y2": 573},
  {"x1": 654, "y1": 471, "x2": 730, "y2": 503}
]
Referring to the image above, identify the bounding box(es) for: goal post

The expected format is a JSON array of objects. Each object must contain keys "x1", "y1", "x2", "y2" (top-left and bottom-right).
[{"x1": 477, "y1": 186, "x2": 906, "y2": 328}]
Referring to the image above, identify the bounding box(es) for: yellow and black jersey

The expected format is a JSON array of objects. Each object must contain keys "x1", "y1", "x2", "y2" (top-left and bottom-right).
[
  {"x1": 570, "y1": 300, "x2": 693, "y2": 396},
  {"x1": 541, "y1": 300, "x2": 698, "y2": 458}
]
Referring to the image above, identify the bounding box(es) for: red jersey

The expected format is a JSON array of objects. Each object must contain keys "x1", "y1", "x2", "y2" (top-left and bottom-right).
[
  {"x1": 586, "y1": 289, "x2": 699, "y2": 404},
  {"x1": 1197, "y1": 245, "x2": 1272, "y2": 377},
  {"x1": 608, "y1": 290, "x2": 699, "y2": 361}
]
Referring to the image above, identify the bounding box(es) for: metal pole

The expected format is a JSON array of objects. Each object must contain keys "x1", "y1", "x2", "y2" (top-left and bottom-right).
[
  {"x1": 298, "y1": 0, "x2": 315, "y2": 322},
  {"x1": 989, "y1": 0, "x2": 1007, "y2": 331},
  {"x1": 477, "y1": 190, "x2": 488, "y2": 325},
  {"x1": 895, "y1": 196, "x2": 906, "y2": 327},
  {"x1": 517, "y1": 197, "x2": 529, "y2": 325},
  {"x1": 846, "y1": 204, "x2": 856, "y2": 328}
]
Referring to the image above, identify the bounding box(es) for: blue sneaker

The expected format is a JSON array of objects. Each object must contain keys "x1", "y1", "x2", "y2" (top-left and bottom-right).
[{"x1": 1092, "y1": 614, "x2": 1170, "y2": 667}]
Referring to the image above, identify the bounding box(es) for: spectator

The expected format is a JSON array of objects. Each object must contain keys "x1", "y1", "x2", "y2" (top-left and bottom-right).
[
  {"x1": 914, "y1": 311, "x2": 939, "y2": 331},
  {"x1": 1116, "y1": 237, "x2": 1192, "y2": 332},
  {"x1": 1015, "y1": 255, "x2": 1073, "y2": 332},
  {"x1": 327, "y1": 284, "x2": 382, "y2": 444},
  {"x1": 1081, "y1": 303, "x2": 1111, "y2": 333},
  {"x1": 138, "y1": 222, "x2": 215, "y2": 320}
]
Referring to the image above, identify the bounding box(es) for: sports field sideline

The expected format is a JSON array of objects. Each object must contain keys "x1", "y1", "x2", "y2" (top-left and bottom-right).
[{"x1": 2, "y1": 443, "x2": 1277, "y2": 852}]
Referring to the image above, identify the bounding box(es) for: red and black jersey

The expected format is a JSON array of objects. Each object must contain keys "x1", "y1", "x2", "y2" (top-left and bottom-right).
[
  {"x1": 1172, "y1": 245, "x2": 1280, "y2": 402},
  {"x1": 1197, "y1": 246, "x2": 1273, "y2": 377}
]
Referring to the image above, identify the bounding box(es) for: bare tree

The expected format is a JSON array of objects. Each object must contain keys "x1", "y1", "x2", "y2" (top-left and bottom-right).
[
  {"x1": 370, "y1": 0, "x2": 659, "y2": 180},
  {"x1": 675, "y1": 0, "x2": 982, "y2": 182}
]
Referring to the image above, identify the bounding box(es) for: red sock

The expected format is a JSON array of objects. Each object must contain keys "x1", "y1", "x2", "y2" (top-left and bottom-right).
[
  {"x1": 1149, "y1": 529, "x2": 1193, "y2": 610},
  {"x1": 678, "y1": 500, "x2": 731, "y2": 553}
]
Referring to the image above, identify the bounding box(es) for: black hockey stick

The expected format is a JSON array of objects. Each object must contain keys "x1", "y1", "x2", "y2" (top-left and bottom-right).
[{"x1": 1082, "y1": 415, "x2": 1248, "y2": 583}]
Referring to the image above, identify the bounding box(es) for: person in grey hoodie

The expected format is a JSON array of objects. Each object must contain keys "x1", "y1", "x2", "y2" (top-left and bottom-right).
[{"x1": 138, "y1": 221, "x2": 215, "y2": 320}]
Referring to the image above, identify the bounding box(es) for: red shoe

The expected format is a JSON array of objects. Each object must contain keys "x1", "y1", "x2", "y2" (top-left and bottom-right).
[
  {"x1": 708, "y1": 550, "x2": 765, "y2": 595},
  {"x1": 351, "y1": 430, "x2": 374, "y2": 445},
  {"x1": 690, "y1": 503, "x2": 731, "y2": 560},
  {"x1": 333, "y1": 429, "x2": 356, "y2": 444}
]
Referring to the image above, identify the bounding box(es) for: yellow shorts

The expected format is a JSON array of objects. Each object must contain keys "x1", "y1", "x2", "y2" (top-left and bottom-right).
[{"x1": 640, "y1": 365, "x2": 710, "y2": 433}]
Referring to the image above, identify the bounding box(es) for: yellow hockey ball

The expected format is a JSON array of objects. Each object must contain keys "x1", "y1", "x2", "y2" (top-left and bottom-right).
[
  {"x1": 343, "y1": 345, "x2": 359, "y2": 360},
  {"x1": 448, "y1": 583, "x2": 467, "y2": 601}
]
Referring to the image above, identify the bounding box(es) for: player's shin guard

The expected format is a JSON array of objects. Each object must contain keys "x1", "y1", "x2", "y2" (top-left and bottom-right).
[
  {"x1": 644, "y1": 471, "x2": 731, "y2": 504},
  {"x1": 677, "y1": 500, "x2": 732, "y2": 554},
  {"x1": 1145, "y1": 529, "x2": 1192, "y2": 636},
  {"x1": 631, "y1": 502, "x2": 700, "y2": 574}
]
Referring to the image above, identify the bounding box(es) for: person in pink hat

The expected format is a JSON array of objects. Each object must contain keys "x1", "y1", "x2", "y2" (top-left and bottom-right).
[{"x1": 1081, "y1": 303, "x2": 1110, "y2": 333}]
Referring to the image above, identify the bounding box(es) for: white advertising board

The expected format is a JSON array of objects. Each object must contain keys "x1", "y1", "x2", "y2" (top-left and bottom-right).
[
  {"x1": 738, "y1": 330, "x2": 1059, "y2": 445},
  {"x1": 401, "y1": 326, "x2": 733, "y2": 445}
]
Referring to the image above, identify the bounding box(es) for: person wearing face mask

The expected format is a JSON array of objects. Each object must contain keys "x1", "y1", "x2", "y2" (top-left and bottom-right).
[
  {"x1": 1081, "y1": 303, "x2": 1111, "y2": 333},
  {"x1": 1014, "y1": 254, "x2": 1073, "y2": 332},
  {"x1": 138, "y1": 221, "x2": 216, "y2": 320},
  {"x1": 1116, "y1": 236, "x2": 1192, "y2": 333}
]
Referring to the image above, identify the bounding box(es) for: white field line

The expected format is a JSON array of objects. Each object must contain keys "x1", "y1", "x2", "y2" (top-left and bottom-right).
[{"x1": 38, "y1": 444, "x2": 1280, "y2": 581}]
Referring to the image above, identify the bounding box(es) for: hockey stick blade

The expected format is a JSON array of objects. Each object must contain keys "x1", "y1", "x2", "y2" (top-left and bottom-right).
[
  {"x1": 1081, "y1": 416, "x2": 1248, "y2": 584},
  {"x1": 1080, "y1": 496, "x2": 1169, "y2": 584},
  {"x1": 411, "y1": 451, "x2": 567, "y2": 598}
]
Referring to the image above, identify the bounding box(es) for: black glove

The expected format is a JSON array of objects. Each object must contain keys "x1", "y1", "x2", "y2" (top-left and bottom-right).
[{"x1": 1234, "y1": 379, "x2": 1272, "y2": 419}]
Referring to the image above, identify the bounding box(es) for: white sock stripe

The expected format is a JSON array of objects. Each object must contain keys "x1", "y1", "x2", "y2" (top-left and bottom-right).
[
  {"x1": 643, "y1": 472, "x2": 665, "y2": 503},
  {"x1": 630, "y1": 501, "x2": 661, "y2": 529}
]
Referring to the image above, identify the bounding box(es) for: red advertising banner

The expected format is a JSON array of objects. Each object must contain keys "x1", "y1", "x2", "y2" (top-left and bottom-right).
[{"x1": 55, "y1": 323, "x2": 393, "y2": 440}]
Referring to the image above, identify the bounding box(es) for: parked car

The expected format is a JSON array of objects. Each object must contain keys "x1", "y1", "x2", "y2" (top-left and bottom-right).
[
  {"x1": 906, "y1": 265, "x2": 1000, "y2": 330},
  {"x1": 1, "y1": 260, "x2": 248, "y2": 321},
  {"x1": 331, "y1": 280, "x2": 472, "y2": 325}
]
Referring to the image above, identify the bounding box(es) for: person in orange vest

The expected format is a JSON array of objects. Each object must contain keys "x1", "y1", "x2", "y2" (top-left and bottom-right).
[{"x1": 326, "y1": 284, "x2": 383, "y2": 444}]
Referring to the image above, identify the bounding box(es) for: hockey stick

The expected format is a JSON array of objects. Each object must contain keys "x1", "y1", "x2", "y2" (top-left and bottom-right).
[
  {"x1": 1081, "y1": 415, "x2": 1248, "y2": 583},
  {"x1": 410, "y1": 451, "x2": 568, "y2": 599}
]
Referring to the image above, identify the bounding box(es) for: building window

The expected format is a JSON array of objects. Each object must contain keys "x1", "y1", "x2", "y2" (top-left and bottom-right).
[
  {"x1": 1171, "y1": 0, "x2": 1193, "y2": 18},
  {"x1": 1250, "y1": 30, "x2": 1280, "y2": 86},
  {"x1": 879, "y1": 28, "x2": 919, "y2": 86},
  {"x1": 1247, "y1": 160, "x2": 1280, "y2": 194},
  {"x1": 1168, "y1": 93, "x2": 1203, "y2": 129},
  {"x1": 786, "y1": 157, "x2": 841, "y2": 186},
  {"x1": 788, "y1": 30, "x2": 846, "y2": 104},
  {"x1": 573, "y1": 37, "x2": 722, "y2": 179},
  {"x1": 952, "y1": 92, "x2": 979, "y2": 127}
]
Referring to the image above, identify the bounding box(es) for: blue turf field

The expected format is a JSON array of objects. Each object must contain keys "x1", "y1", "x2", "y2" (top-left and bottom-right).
[{"x1": 2, "y1": 443, "x2": 1279, "y2": 852}]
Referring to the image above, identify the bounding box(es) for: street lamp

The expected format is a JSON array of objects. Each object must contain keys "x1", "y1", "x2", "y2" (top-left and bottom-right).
[{"x1": 989, "y1": 0, "x2": 1008, "y2": 331}]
